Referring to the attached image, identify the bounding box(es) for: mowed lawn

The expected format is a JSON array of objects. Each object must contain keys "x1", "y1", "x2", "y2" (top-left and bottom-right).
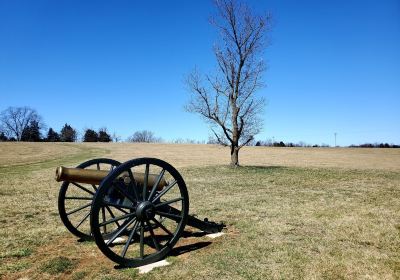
[{"x1": 0, "y1": 143, "x2": 399, "y2": 279}]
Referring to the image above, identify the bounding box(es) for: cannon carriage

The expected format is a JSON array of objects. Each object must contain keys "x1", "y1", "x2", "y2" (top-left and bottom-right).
[{"x1": 56, "y1": 157, "x2": 224, "y2": 267}]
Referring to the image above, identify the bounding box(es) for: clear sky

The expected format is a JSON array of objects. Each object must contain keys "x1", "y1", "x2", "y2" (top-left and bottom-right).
[{"x1": 1, "y1": 0, "x2": 399, "y2": 146}]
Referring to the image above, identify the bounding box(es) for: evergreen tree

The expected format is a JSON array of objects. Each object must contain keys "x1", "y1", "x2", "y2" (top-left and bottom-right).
[
  {"x1": 21, "y1": 120, "x2": 41, "y2": 141},
  {"x1": 83, "y1": 129, "x2": 98, "y2": 142},
  {"x1": 46, "y1": 128, "x2": 60, "y2": 142},
  {"x1": 98, "y1": 128, "x2": 111, "y2": 142},
  {"x1": 0, "y1": 132, "x2": 7, "y2": 141},
  {"x1": 60, "y1": 124, "x2": 77, "y2": 142}
]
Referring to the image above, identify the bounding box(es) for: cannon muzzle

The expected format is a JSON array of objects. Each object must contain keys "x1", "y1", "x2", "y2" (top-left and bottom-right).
[{"x1": 55, "y1": 166, "x2": 167, "y2": 190}]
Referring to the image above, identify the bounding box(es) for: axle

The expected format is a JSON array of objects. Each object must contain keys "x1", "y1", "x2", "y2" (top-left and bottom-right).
[{"x1": 160, "y1": 205, "x2": 225, "y2": 233}]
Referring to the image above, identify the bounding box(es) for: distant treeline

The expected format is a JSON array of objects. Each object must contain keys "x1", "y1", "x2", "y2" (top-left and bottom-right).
[
  {"x1": 0, "y1": 106, "x2": 398, "y2": 147},
  {"x1": 0, "y1": 122, "x2": 115, "y2": 143},
  {"x1": 254, "y1": 140, "x2": 330, "y2": 148},
  {"x1": 0, "y1": 106, "x2": 206, "y2": 143},
  {"x1": 254, "y1": 140, "x2": 399, "y2": 148},
  {"x1": 349, "y1": 143, "x2": 400, "y2": 148}
]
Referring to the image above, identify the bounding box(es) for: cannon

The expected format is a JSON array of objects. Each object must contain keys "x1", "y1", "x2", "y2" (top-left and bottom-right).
[{"x1": 56, "y1": 157, "x2": 224, "y2": 267}]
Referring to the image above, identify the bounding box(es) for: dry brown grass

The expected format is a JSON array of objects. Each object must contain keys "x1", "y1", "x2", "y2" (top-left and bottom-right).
[
  {"x1": 0, "y1": 143, "x2": 84, "y2": 167},
  {"x1": 0, "y1": 143, "x2": 399, "y2": 279},
  {"x1": 1, "y1": 142, "x2": 400, "y2": 170},
  {"x1": 77, "y1": 142, "x2": 400, "y2": 170}
]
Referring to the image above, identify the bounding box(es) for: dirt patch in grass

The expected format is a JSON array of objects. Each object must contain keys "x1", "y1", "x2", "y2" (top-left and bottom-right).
[
  {"x1": 1, "y1": 236, "x2": 110, "y2": 279},
  {"x1": 2, "y1": 229, "x2": 226, "y2": 280}
]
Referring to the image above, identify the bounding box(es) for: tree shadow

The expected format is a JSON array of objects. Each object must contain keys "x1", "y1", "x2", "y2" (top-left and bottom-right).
[{"x1": 242, "y1": 165, "x2": 285, "y2": 170}]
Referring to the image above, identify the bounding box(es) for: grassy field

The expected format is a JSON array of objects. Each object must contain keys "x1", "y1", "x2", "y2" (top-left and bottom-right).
[{"x1": 0, "y1": 143, "x2": 399, "y2": 279}]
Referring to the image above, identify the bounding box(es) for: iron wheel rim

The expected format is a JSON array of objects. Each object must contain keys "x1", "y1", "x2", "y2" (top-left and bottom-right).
[
  {"x1": 58, "y1": 158, "x2": 121, "y2": 240},
  {"x1": 90, "y1": 158, "x2": 189, "y2": 267}
]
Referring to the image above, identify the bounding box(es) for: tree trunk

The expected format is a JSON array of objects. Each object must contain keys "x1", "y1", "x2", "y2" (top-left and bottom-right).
[{"x1": 230, "y1": 145, "x2": 239, "y2": 167}]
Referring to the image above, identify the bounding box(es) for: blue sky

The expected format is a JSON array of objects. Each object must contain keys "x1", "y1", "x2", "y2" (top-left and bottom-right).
[{"x1": 1, "y1": 0, "x2": 399, "y2": 146}]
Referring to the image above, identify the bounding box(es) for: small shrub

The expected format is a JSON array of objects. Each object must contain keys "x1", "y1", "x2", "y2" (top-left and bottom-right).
[{"x1": 41, "y1": 256, "x2": 76, "y2": 274}]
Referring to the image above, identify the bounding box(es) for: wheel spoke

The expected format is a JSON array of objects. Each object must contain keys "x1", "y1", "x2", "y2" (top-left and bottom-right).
[
  {"x1": 65, "y1": 196, "x2": 92, "y2": 200},
  {"x1": 96, "y1": 162, "x2": 100, "y2": 170},
  {"x1": 99, "y1": 212, "x2": 136, "y2": 227},
  {"x1": 91, "y1": 184, "x2": 98, "y2": 191},
  {"x1": 102, "y1": 207, "x2": 107, "y2": 233},
  {"x1": 139, "y1": 221, "x2": 144, "y2": 258},
  {"x1": 71, "y1": 182, "x2": 95, "y2": 196},
  {"x1": 151, "y1": 180, "x2": 177, "y2": 203},
  {"x1": 143, "y1": 164, "x2": 149, "y2": 201},
  {"x1": 114, "y1": 207, "x2": 129, "y2": 214},
  {"x1": 151, "y1": 218, "x2": 173, "y2": 236},
  {"x1": 127, "y1": 170, "x2": 139, "y2": 201},
  {"x1": 67, "y1": 202, "x2": 92, "y2": 216},
  {"x1": 105, "y1": 205, "x2": 121, "y2": 228},
  {"x1": 146, "y1": 220, "x2": 161, "y2": 251},
  {"x1": 75, "y1": 211, "x2": 91, "y2": 229},
  {"x1": 105, "y1": 218, "x2": 136, "y2": 246},
  {"x1": 121, "y1": 221, "x2": 139, "y2": 257},
  {"x1": 154, "y1": 197, "x2": 183, "y2": 208},
  {"x1": 148, "y1": 169, "x2": 165, "y2": 202}
]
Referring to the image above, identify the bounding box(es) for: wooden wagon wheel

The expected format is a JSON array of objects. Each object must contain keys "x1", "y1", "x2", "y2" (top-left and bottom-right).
[
  {"x1": 90, "y1": 158, "x2": 189, "y2": 267},
  {"x1": 58, "y1": 158, "x2": 121, "y2": 241}
]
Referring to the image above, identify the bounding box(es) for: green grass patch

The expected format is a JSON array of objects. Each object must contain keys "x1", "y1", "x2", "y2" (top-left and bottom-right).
[
  {"x1": 40, "y1": 256, "x2": 76, "y2": 275},
  {"x1": 0, "y1": 248, "x2": 33, "y2": 259},
  {"x1": 0, "y1": 261, "x2": 30, "y2": 276}
]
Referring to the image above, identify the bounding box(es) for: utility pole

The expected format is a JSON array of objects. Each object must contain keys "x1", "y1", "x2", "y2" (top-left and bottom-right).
[{"x1": 334, "y1": 132, "x2": 337, "y2": 147}]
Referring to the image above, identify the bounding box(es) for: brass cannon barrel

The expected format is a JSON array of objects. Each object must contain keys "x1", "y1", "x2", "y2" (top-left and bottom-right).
[{"x1": 55, "y1": 166, "x2": 167, "y2": 190}]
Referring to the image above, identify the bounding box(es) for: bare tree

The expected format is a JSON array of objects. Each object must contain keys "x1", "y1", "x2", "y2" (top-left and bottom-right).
[
  {"x1": 185, "y1": 0, "x2": 271, "y2": 166},
  {"x1": 0, "y1": 106, "x2": 44, "y2": 141},
  {"x1": 128, "y1": 130, "x2": 162, "y2": 143}
]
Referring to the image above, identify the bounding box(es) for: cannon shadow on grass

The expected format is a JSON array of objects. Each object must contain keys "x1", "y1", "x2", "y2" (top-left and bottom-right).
[
  {"x1": 114, "y1": 231, "x2": 212, "y2": 269},
  {"x1": 169, "y1": 241, "x2": 212, "y2": 256}
]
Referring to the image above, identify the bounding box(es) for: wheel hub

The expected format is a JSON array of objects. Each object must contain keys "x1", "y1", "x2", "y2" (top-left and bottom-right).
[{"x1": 136, "y1": 201, "x2": 155, "y2": 221}]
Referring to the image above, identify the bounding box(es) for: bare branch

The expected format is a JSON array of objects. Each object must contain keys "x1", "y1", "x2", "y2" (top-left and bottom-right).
[{"x1": 0, "y1": 107, "x2": 44, "y2": 141}]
